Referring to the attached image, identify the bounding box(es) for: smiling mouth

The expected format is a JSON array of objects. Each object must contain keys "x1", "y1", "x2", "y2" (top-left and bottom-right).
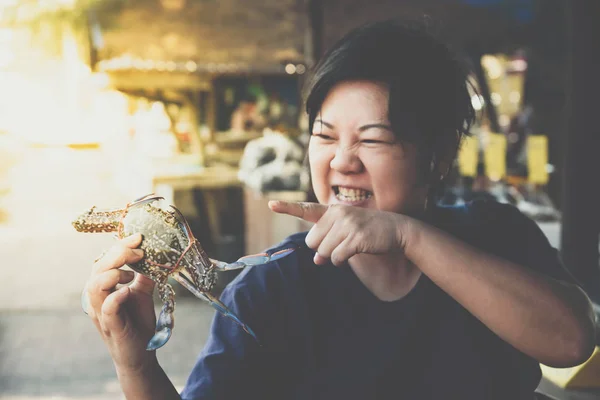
[{"x1": 333, "y1": 186, "x2": 373, "y2": 202}]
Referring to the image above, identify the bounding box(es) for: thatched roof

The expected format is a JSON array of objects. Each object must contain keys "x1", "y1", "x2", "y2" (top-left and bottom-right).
[{"x1": 95, "y1": 0, "x2": 307, "y2": 74}]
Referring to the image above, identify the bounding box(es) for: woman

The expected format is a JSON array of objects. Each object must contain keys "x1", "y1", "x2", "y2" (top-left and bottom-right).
[{"x1": 83, "y1": 20, "x2": 596, "y2": 399}]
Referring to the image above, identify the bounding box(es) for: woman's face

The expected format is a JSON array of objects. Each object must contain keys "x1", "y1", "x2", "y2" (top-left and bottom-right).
[{"x1": 309, "y1": 81, "x2": 427, "y2": 215}]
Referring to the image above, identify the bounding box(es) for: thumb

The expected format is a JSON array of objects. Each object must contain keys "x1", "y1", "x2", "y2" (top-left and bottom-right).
[
  {"x1": 130, "y1": 273, "x2": 156, "y2": 296},
  {"x1": 101, "y1": 286, "x2": 131, "y2": 333},
  {"x1": 268, "y1": 201, "x2": 328, "y2": 223}
]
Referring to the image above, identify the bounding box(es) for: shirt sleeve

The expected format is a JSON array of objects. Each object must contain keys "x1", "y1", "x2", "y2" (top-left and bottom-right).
[
  {"x1": 180, "y1": 264, "x2": 287, "y2": 400},
  {"x1": 468, "y1": 200, "x2": 579, "y2": 285}
]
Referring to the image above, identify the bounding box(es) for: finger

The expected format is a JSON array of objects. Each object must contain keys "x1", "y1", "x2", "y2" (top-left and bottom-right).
[
  {"x1": 94, "y1": 233, "x2": 142, "y2": 265},
  {"x1": 313, "y1": 253, "x2": 329, "y2": 265},
  {"x1": 330, "y1": 237, "x2": 356, "y2": 266},
  {"x1": 268, "y1": 201, "x2": 328, "y2": 223},
  {"x1": 304, "y1": 214, "x2": 334, "y2": 250},
  {"x1": 99, "y1": 286, "x2": 131, "y2": 337},
  {"x1": 87, "y1": 270, "x2": 135, "y2": 317},
  {"x1": 130, "y1": 273, "x2": 156, "y2": 296},
  {"x1": 90, "y1": 269, "x2": 136, "y2": 294},
  {"x1": 93, "y1": 238, "x2": 144, "y2": 273},
  {"x1": 122, "y1": 232, "x2": 143, "y2": 247},
  {"x1": 313, "y1": 223, "x2": 345, "y2": 260}
]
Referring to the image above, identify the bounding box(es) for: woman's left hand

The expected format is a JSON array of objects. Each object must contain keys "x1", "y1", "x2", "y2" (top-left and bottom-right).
[{"x1": 268, "y1": 201, "x2": 411, "y2": 266}]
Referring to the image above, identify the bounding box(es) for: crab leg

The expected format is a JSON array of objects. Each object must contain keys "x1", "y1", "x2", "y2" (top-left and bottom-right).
[
  {"x1": 71, "y1": 193, "x2": 164, "y2": 234},
  {"x1": 146, "y1": 282, "x2": 175, "y2": 351},
  {"x1": 71, "y1": 207, "x2": 123, "y2": 233},
  {"x1": 202, "y1": 291, "x2": 259, "y2": 343},
  {"x1": 171, "y1": 273, "x2": 259, "y2": 344},
  {"x1": 168, "y1": 204, "x2": 264, "y2": 343},
  {"x1": 208, "y1": 259, "x2": 247, "y2": 271},
  {"x1": 208, "y1": 247, "x2": 297, "y2": 271},
  {"x1": 169, "y1": 205, "x2": 213, "y2": 266}
]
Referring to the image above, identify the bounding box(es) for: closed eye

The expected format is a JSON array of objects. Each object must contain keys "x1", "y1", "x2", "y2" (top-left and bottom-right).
[
  {"x1": 312, "y1": 133, "x2": 334, "y2": 140},
  {"x1": 362, "y1": 139, "x2": 392, "y2": 145},
  {"x1": 362, "y1": 139, "x2": 383, "y2": 144}
]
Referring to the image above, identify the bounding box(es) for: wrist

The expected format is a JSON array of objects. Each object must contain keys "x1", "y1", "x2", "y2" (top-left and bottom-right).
[
  {"x1": 397, "y1": 214, "x2": 422, "y2": 261},
  {"x1": 114, "y1": 353, "x2": 160, "y2": 379},
  {"x1": 115, "y1": 356, "x2": 180, "y2": 400}
]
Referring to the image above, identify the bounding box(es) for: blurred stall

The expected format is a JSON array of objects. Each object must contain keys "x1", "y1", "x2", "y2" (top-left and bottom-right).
[
  {"x1": 0, "y1": 0, "x2": 312, "y2": 255},
  {"x1": 432, "y1": 48, "x2": 560, "y2": 222},
  {"x1": 86, "y1": 0, "x2": 311, "y2": 263}
]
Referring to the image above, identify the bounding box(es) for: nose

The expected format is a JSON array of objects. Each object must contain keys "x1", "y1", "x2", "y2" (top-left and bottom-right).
[{"x1": 330, "y1": 144, "x2": 363, "y2": 174}]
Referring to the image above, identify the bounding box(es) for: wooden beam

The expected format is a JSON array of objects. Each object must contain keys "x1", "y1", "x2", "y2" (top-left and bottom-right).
[{"x1": 107, "y1": 70, "x2": 212, "y2": 91}]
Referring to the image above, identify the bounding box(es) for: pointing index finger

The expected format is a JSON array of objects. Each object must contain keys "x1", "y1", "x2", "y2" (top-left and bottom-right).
[{"x1": 268, "y1": 201, "x2": 328, "y2": 223}]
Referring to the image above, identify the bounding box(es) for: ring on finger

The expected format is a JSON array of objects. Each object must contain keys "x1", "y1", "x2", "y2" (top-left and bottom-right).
[{"x1": 81, "y1": 288, "x2": 91, "y2": 315}]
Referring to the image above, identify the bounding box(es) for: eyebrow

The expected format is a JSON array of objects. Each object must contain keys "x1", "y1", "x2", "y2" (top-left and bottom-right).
[{"x1": 314, "y1": 119, "x2": 393, "y2": 132}]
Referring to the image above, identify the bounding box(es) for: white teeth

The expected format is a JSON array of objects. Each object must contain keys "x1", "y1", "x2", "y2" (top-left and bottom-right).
[{"x1": 336, "y1": 187, "x2": 372, "y2": 202}]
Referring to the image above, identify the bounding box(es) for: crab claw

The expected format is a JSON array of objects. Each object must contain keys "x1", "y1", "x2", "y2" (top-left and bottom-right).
[
  {"x1": 129, "y1": 193, "x2": 165, "y2": 208},
  {"x1": 147, "y1": 327, "x2": 172, "y2": 351},
  {"x1": 146, "y1": 283, "x2": 175, "y2": 351},
  {"x1": 169, "y1": 205, "x2": 195, "y2": 242}
]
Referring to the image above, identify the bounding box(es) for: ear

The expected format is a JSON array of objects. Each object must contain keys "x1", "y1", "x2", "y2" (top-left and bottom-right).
[
  {"x1": 428, "y1": 156, "x2": 450, "y2": 184},
  {"x1": 429, "y1": 135, "x2": 460, "y2": 184},
  {"x1": 434, "y1": 158, "x2": 453, "y2": 182}
]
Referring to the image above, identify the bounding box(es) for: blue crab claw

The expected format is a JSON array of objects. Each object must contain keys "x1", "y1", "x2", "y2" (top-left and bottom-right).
[
  {"x1": 146, "y1": 327, "x2": 172, "y2": 351},
  {"x1": 146, "y1": 283, "x2": 176, "y2": 351}
]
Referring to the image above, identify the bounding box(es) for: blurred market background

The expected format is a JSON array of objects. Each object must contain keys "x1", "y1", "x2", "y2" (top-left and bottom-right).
[{"x1": 0, "y1": 0, "x2": 599, "y2": 399}]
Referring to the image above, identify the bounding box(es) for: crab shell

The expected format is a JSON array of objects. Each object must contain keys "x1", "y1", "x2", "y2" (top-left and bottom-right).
[{"x1": 120, "y1": 202, "x2": 217, "y2": 292}]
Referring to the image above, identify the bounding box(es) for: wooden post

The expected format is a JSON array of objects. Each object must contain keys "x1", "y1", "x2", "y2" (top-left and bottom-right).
[
  {"x1": 307, "y1": 0, "x2": 324, "y2": 65},
  {"x1": 471, "y1": 51, "x2": 501, "y2": 133},
  {"x1": 183, "y1": 91, "x2": 205, "y2": 166},
  {"x1": 561, "y1": 1, "x2": 600, "y2": 301},
  {"x1": 207, "y1": 83, "x2": 217, "y2": 143}
]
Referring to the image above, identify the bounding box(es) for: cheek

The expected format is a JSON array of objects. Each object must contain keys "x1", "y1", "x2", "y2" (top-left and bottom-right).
[
  {"x1": 308, "y1": 145, "x2": 332, "y2": 201},
  {"x1": 366, "y1": 151, "x2": 421, "y2": 208}
]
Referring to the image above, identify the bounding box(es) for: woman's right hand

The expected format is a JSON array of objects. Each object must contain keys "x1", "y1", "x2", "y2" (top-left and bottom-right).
[{"x1": 83, "y1": 233, "x2": 158, "y2": 373}]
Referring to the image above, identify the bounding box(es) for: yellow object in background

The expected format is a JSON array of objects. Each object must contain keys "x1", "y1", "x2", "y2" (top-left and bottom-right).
[
  {"x1": 484, "y1": 132, "x2": 506, "y2": 181},
  {"x1": 527, "y1": 135, "x2": 549, "y2": 185},
  {"x1": 540, "y1": 347, "x2": 600, "y2": 389},
  {"x1": 458, "y1": 135, "x2": 479, "y2": 177}
]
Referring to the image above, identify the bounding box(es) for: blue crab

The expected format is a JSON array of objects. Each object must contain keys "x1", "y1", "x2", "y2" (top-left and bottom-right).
[{"x1": 72, "y1": 194, "x2": 296, "y2": 350}]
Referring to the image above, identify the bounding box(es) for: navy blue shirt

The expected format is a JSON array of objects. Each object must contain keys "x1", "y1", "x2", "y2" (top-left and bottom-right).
[{"x1": 181, "y1": 200, "x2": 576, "y2": 400}]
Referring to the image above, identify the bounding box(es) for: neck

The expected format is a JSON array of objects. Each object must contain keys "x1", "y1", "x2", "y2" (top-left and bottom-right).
[{"x1": 348, "y1": 252, "x2": 422, "y2": 302}]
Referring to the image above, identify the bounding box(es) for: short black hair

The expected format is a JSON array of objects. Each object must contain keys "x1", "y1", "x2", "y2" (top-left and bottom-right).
[{"x1": 304, "y1": 19, "x2": 476, "y2": 183}]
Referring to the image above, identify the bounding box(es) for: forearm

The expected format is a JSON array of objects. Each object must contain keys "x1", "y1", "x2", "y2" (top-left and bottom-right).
[
  {"x1": 404, "y1": 218, "x2": 596, "y2": 367},
  {"x1": 116, "y1": 360, "x2": 181, "y2": 400}
]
